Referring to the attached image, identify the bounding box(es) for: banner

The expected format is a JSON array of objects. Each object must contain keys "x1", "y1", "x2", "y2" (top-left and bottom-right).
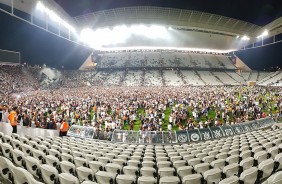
[
  {"x1": 198, "y1": 128, "x2": 213, "y2": 141},
  {"x1": 68, "y1": 118, "x2": 275, "y2": 143},
  {"x1": 187, "y1": 129, "x2": 202, "y2": 142},
  {"x1": 176, "y1": 130, "x2": 189, "y2": 143}
]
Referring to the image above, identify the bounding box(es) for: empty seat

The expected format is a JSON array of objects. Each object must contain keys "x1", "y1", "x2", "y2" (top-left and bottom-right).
[
  {"x1": 188, "y1": 158, "x2": 201, "y2": 167},
  {"x1": 112, "y1": 159, "x2": 126, "y2": 167},
  {"x1": 159, "y1": 176, "x2": 180, "y2": 184},
  {"x1": 105, "y1": 163, "x2": 122, "y2": 175},
  {"x1": 89, "y1": 161, "x2": 104, "y2": 173},
  {"x1": 240, "y1": 157, "x2": 254, "y2": 171},
  {"x1": 11, "y1": 149, "x2": 25, "y2": 167},
  {"x1": 142, "y1": 161, "x2": 155, "y2": 168},
  {"x1": 116, "y1": 174, "x2": 136, "y2": 184},
  {"x1": 0, "y1": 156, "x2": 14, "y2": 181},
  {"x1": 45, "y1": 155, "x2": 60, "y2": 168},
  {"x1": 263, "y1": 170, "x2": 282, "y2": 184},
  {"x1": 38, "y1": 145, "x2": 49, "y2": 154},
  {"x1": 240, "y1": 150, "x2": 252, "y2": 160},
  {"x1": 3, "y1": 135, "x2": 12, "y2": 143},
  {"x1": 32, "y1": 149, "x2": 45, "y2": 164},
  {"x1": 156, "y1": 157, "x2": 169, "y2": 162},
  {"x1": 194, "y1": 163, "x2": 210, "y2": 174},
  {"x1": 202, "y1": 156, "x2": 215, "y2": 164},
  {"x1": 59, "y1": 161, "x2": 75, "y2": 175},
  {"x1": 76, "y1": 166, "x2": 94, "y2": 182},
  {"x1": 226, "y1": 155, "x2": 240, "y2": 164},
  {"x1": 203, "y1": 168, "x2": 222, "y2": 184},
  {"x1": 254, "y1": 151, "x2": 268, "y2": 165},
  {"x1": 182, "y1": 174, "x2": 202, "y2": 184},
  {"x1": 239, "y1": 167, "x2": 258, "y2": 184},
  {"x1": 2, "y1": 143, "x2": 13, "y2": 160},
  {"x1": 140, "y1": 167, "x2": 156, "y2": 177},
  {"x1": 211, "y1": 159, "x2": 225, "y2": 169},
  {"x1": 95, "y1": 171, "x2": 116, "y2": 184},
  {"x1": 98, "y1": 157, "x2": 111, "y2": 166},
  {"x1": 11, "y1": 139, "x2": 21, "y2": 149},
  {"x1": 258, "y1": 159, "x2": 274, "y2": 180},
  {"x1": 123, "y1": 166, "x2": 139, "y2": 176},
  {"x1": 40, "y1": 164, "x2": 59, "y2": 184},
  {"x1": 268, "y1": 146, "x2": 279, "y2": 159},
  {"x1": 177, "y1": 166, "x2": 193, "y2": 180},
  {"x1": 58, "y1": 173, "x2": 79, "y2": 184},
  {"x1": 128, "y1": 160, "x2": 140, "y2": 167},
  {"x1": 158, "y1": 167, "x2": 176, "y2": 178},
  {"x1": 223, "y1": 163, "x2": 239, "y2": 178},
  {"x1": 196, "y1": 153, "x2": 207, "y2": 160},
  {"x1": 274, "y1": 153, "x2": 282, "y2": 171},
  {"x1": 49, "y1": 149, "x2": 61, "y2": 158},
  {"x1": 137, "y1": 176, "x2": 156, "y2": 184},
  {"x1": 173, "y1": 160, "x2": 187, "y2": 169},
  {"x1": 74, "y1": 157, "x2": 88, "y2": 168},
  {"x1": 157, "y1": 161, "x2": 171, "y2": 168},
  {"x1": 11, "y1": 165, "x2": 41, "y2": 184},
  {"x1": 216, "y1": 152, "x2": 228, "y2": 159},
  {"x1": 25, "y1": 156, "x2": 40, "y2": 177},
  {"x1": 183, "y1": 155, "x2": 194, "y2": 162},
  {"x1": 219, "y1": 176, "x2": 239, "y2": 184}
]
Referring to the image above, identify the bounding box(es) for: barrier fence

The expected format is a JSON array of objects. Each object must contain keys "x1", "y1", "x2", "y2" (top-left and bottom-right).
[
  {"x1": 67, "y1": 118, "x2": 275, "y2": 144},
  {"x1": 0, "y1": 49, "x2": 21, "y2": 64}
]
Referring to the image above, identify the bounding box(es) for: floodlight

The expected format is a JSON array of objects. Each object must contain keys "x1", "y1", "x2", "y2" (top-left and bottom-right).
[
  {"x1": 112, "y1": 25, "x2": 130, "y2": 43},
  {"x1": 62, "y1": 21, "x2": 75, "y2": 32},
  {"x1": 148, "y1": 25, "x2": 168, "y2": 38},
  {"x1": 131, "y1": 25, "x2": 149, "y2": 36},
  {"x1": 257, "y1": 30, "x2": 268, "y2": 38},
  {"x1": 80, "y1": 28, "x2": 94, "y2": 43},
  {"x1": 241, "y1": 35, "x2": 250, "y2": 41},
  {"x1": 36, "y1": 1, "x2": 45, "y2": 12},
  {"x1": 236, "y1": 35, "x2": 239, "y2": 38},
  {"x1": 48, "y1": 10, "x2": 61, "y2": 22}
]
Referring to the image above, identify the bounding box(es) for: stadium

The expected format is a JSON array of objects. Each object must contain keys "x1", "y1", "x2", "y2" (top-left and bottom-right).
[{"x1": 0, "y1": 0, "x2": 282, "y2": 183}]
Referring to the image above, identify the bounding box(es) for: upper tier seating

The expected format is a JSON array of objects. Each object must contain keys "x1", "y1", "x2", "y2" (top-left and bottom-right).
[{"x1": 98, "y1": 52, "x2": 237, "y2": 69}]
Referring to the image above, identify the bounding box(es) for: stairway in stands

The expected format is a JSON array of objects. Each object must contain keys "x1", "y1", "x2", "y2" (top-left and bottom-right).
[
  {"x1": 160, "y1": 69, "x2": 166, "y2": 86},
  {"x1": 141, "y1": 70, "x2": 145, "y2": 86},
  {"x1": 210, "y1": 71, "x2": 224, "y2": 85},
  {"x1": 119, "y1": 70, "x2": 128, "y2": 86},
  {"x1": 224, "y1": 71, "x2": 241, "y2": 84},
  {"x1": 178, "y1": 70, "x2": 187, "y2": 85},
  {"x1": 194, "y1": 70, "x2": 207, "y2": 85},
  {"x1": 248, "y1": 71, "x2": 252, "y2": 81},
  {"x1": 215, "y1": 57, "x2": 227, "y2": 69}
]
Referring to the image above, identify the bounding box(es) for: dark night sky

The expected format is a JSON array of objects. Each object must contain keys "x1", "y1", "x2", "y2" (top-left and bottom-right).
[{"x1": 55, "y1": 0, "x2": 282, "y2": 26}]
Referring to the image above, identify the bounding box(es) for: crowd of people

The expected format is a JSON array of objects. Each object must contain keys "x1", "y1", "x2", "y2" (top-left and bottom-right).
[{"x1": 0, "y1": 65, "x2": 281, "y2": 139}]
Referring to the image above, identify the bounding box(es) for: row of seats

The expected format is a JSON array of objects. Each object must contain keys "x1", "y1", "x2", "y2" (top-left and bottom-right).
[
  {"x1": 0, "y1": 126, "x2": 282, "y2": 184},
  {"x1": 98, "y1": 52, "x2": 236, "y2": 69}
]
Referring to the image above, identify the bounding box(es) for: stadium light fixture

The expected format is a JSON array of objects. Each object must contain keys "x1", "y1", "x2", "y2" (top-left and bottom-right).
[
  {"x1": 36, "y1": 1, "x2": 75, "y2": 32},
  {"x1": 48, "y1": 10, "x2": 61, "y2": 23},
  {"x1": 36, "y1": 1, "x2": 45, "y2": 12},
  {"x1": 241, "y1": 35, "x2": 250, "y2": 41},
  {"x1": 61, "y1": 21, "x2": 75, "y2": 32},
  {"x1": 257, "y1": 30, "x2": 268, "y2": 38}
]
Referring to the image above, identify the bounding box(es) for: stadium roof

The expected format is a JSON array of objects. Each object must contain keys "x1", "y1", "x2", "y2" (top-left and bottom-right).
[{"x1": 73, "y1": 6, "x2": 262, "y2": 37}]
